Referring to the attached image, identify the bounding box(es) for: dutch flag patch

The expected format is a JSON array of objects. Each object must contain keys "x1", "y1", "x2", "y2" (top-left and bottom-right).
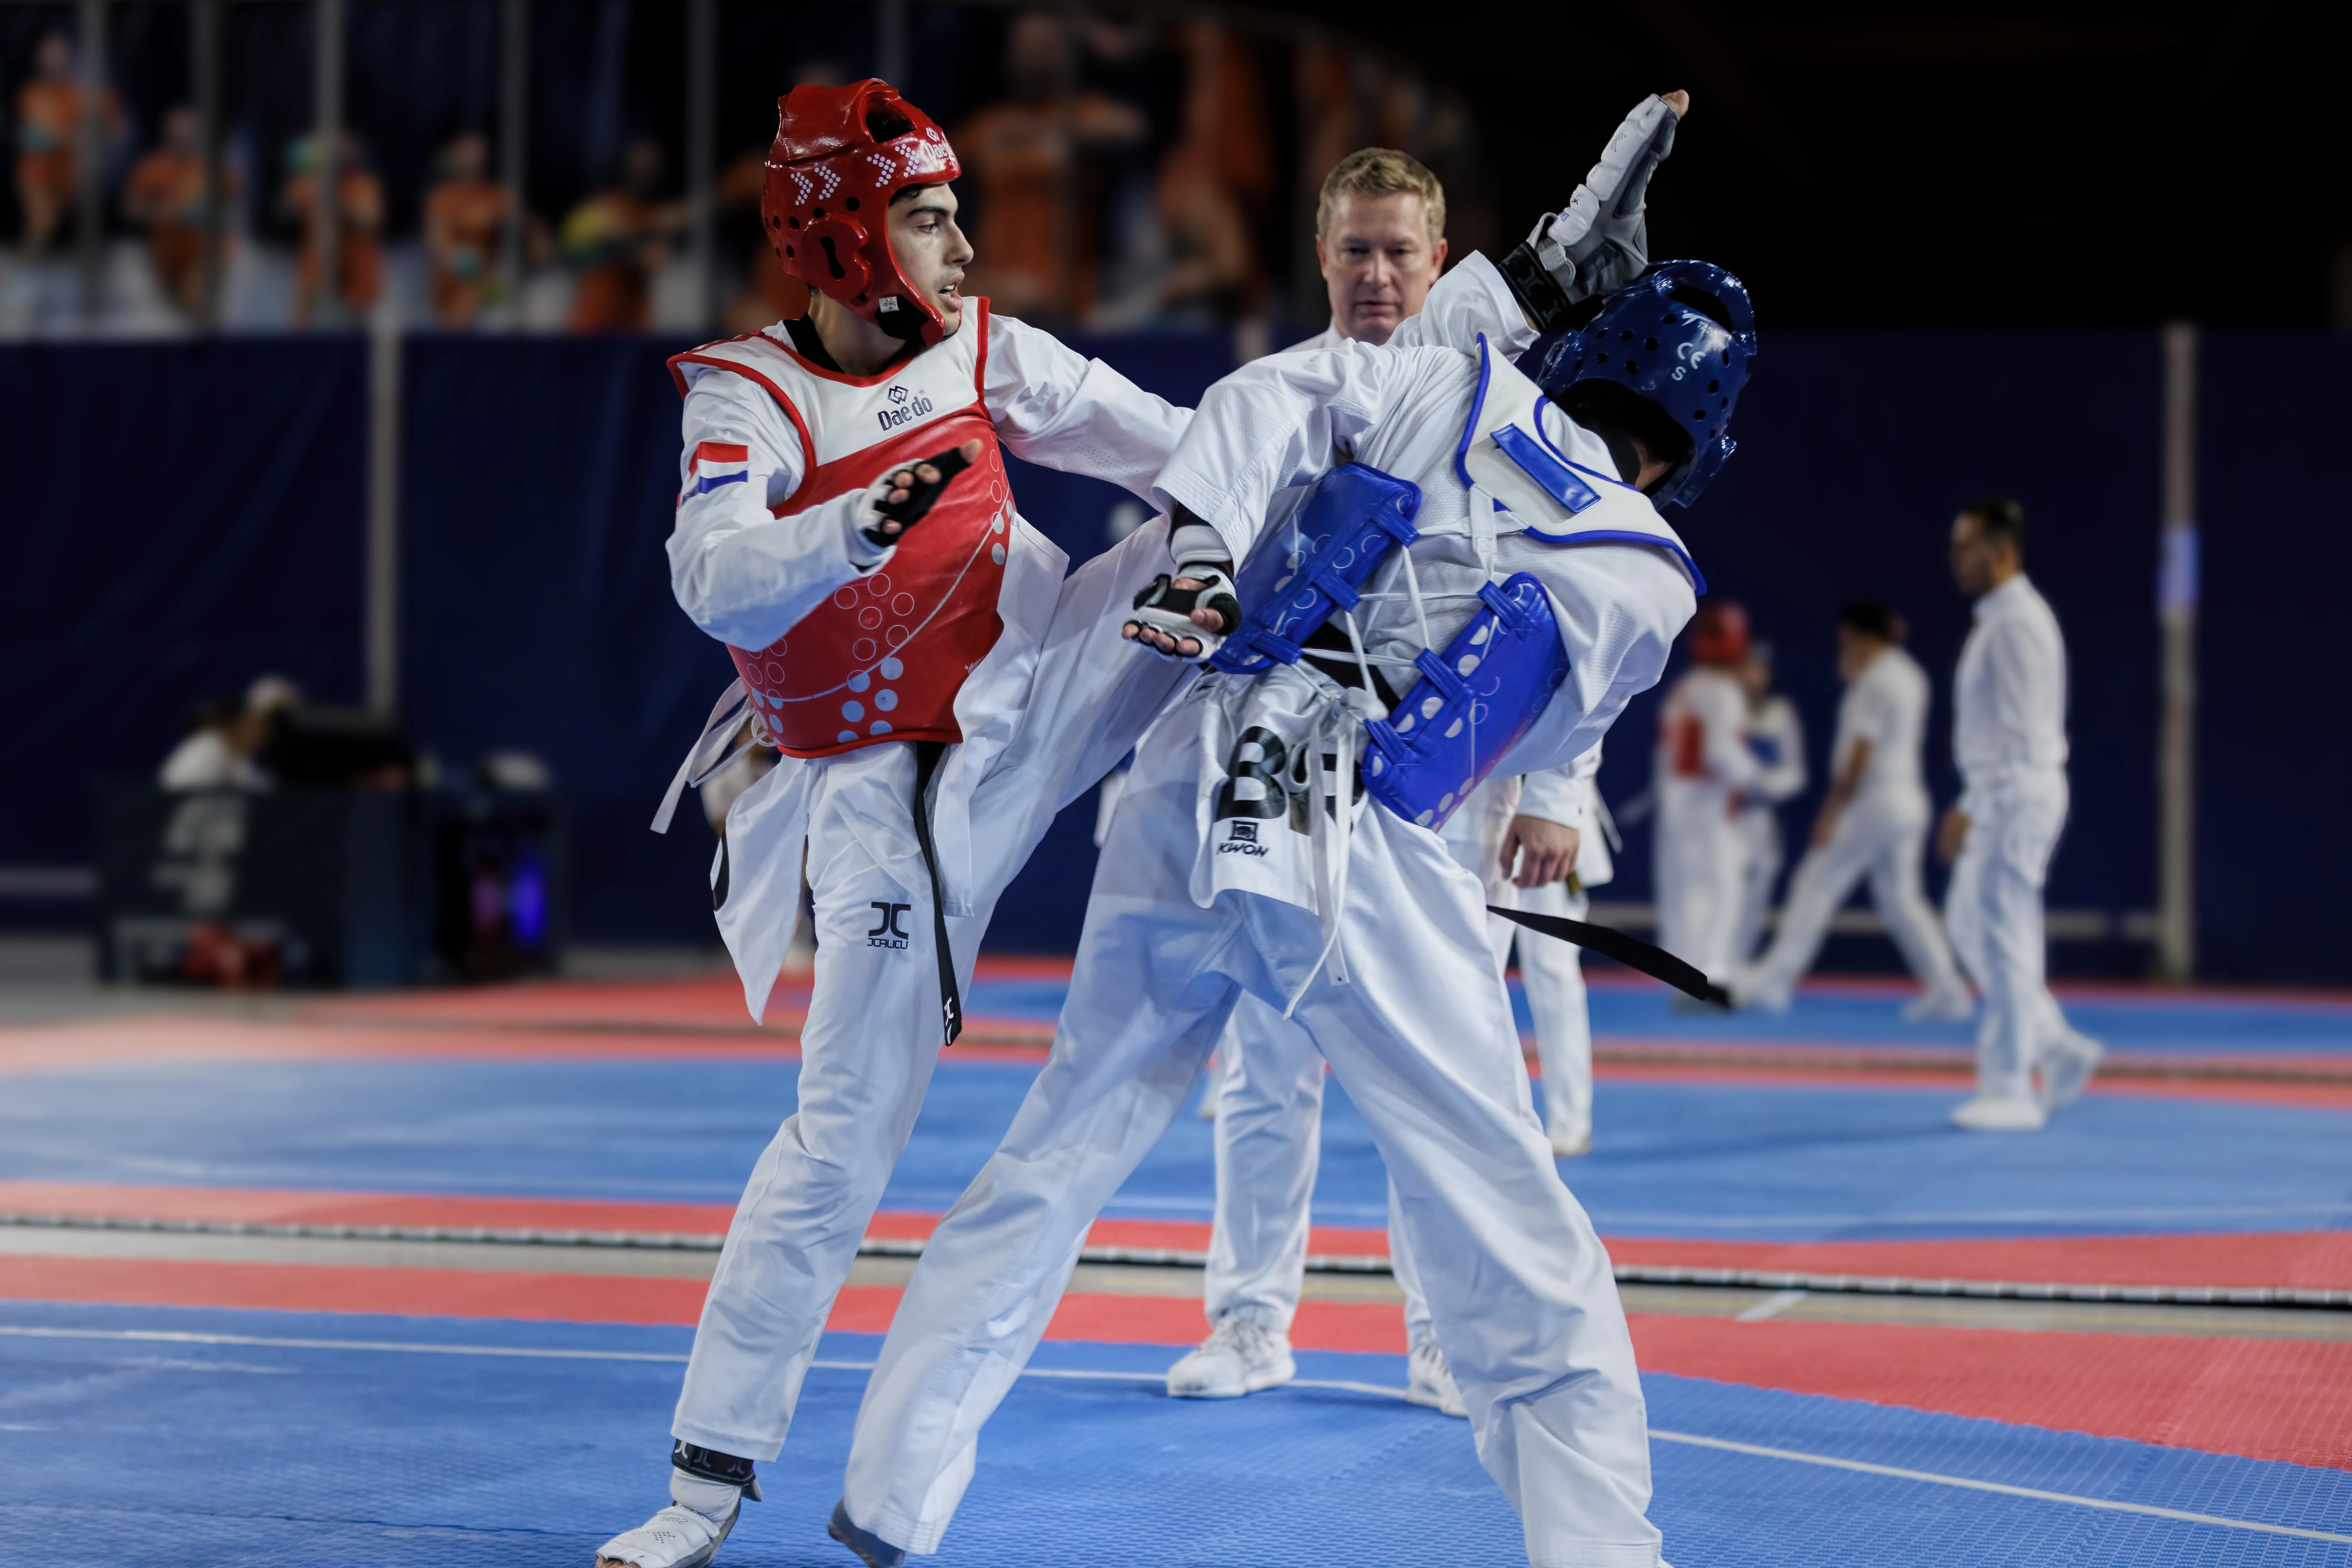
[{"x1": 686, "y1": 441, "x2": 750, "y2": 498}]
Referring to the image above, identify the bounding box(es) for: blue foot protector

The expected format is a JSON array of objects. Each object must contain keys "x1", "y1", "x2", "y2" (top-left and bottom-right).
[{"x1": 828, "y1": 1499, "x2": 907, "y2": 1568}]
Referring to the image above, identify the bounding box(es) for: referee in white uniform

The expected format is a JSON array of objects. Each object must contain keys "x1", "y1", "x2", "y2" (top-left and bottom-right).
[{"x1": 1939, "y1": 497, "x2": 2101, "y2": 1131}]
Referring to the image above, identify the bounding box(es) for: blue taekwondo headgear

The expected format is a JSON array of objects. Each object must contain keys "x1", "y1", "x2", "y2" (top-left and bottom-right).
[{"x1": 1529, "y1": 260, "x2": 1756, "y2": 509}]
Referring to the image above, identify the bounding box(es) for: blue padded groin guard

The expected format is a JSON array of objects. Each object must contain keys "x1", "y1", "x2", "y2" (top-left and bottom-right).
[
  {"x1": 1363, "y1": 573, "x2": 1570, "y2": 831},
  {"x1": 1208, "y1": 463, "x2": 1422, "y2": 676}
]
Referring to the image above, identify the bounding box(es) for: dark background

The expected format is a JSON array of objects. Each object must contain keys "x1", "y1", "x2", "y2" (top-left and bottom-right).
[{"x1": 4, "y1": 326, "x2": 2342, "y2": 981}]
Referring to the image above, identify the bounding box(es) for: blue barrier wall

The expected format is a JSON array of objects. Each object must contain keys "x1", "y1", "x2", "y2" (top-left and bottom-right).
[
  {"x1": 2, "y1": 327, "x2": 2340, "y2": 980},
  {"x1": 0, "y1": 338, "x2": 367, "y2": 872}
]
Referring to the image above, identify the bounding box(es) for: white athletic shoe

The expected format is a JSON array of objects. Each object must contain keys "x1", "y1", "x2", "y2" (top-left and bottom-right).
[
  {"x1": 1165, "y1": 1316, "x2": 1296, "y2": 1399},
  {"x1": 1949, "y1": 1094, "x2": 2047, "y2": 1133},
  {"x1": 1902, "y1": 988, "x2": 1976, "y2": 1024},
  {"x1": 1550, "y1": 1126, "x2": 1593, "y2": 1158},
  {"x1": 1725, "y1": 968, "x2": 1792, "y2": 1014},
  {"x1": 595, "y1": 1479, "x2": 742, "y2": 1568},
  {"x1": 2039, "y1": 1031, "x2": 2104, "y2": 1110},
  {"x1": 1404, "y1": 1339, "x2": 1467, "y2": 1418}
]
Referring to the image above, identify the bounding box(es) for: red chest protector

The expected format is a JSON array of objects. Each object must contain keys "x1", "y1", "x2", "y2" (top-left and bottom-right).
[{"x1": 670, "y1": 302, "x2": 1012, "y2": 758}]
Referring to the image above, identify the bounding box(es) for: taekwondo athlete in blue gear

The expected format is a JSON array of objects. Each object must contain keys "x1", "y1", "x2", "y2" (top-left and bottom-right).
[{"x1": 825, "y1": 263, "x2": 1755, "y2": 1568}]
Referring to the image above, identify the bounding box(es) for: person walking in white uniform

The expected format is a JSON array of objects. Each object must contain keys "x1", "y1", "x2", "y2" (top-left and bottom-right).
[
  {"x1": 1652, "y1": 600, "x2": 1757, "y2": 980},
  {"x1": 1732, "y1": 600, "x2": 1972, "y2": 1018},
  {"x1": 1727, "y1": 643, "x2": 1806, "y2": 966},
  {"x1": 826, "y1": 262, "x2": 1757, "y2": 1568},
  {"x1": 1164, "y1": 138, "x2": 1668, "y2": 1420},
  {"x1": 1940, "y1": 498, "x2": 2101, "y2": 1131}
]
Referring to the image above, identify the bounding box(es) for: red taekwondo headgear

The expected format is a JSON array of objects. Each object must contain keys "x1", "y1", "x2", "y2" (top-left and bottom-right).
[
  {"x1": 1690, "y1": 601, "x2": 1750, "y2": 666},
  {"x1": 762, "y1": 79, "x2": 962, "y2": 346}
]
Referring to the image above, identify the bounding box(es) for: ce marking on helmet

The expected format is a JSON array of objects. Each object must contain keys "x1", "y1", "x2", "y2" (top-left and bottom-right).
[{"x1": 868, "y1": 901, "x2": 912, "y2": 950}]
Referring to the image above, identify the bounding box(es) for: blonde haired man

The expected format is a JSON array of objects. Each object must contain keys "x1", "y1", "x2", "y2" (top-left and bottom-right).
[{"x1": 1307, "y1": 147, "x2": 1450, "y2": 346}]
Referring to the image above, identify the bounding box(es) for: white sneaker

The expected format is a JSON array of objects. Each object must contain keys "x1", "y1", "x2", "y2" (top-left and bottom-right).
[
  {"x1": 1726, "y1": 969, "x2": 1792, "y2": 1014},
  {"x1": 1550, "y1": 1126, "x2": 1592, "y2": 1158},
  {"x1": 1165, "y1": 1316, "x2": 1295, "y2": 1399},
  {"x1": 2039, "y1": 1031, "x2": 2103, "y2": 1110},
  {"x1": 1949, "y1": 1094, "x2": 2047, "y2": 1133},
  {"x1": 596, "y1": 1479, "x2": 742, "y2": 1568},
  {"x1": 1903, "y1": 988, "x2": 1976, "y2": 1023},
  {"x1": 1404, "y1": 1339, "x2": 1467, "y2": 1418}
]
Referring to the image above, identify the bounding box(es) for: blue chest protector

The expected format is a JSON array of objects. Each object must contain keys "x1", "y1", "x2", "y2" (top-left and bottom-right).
[{"x1": 1207, "y1": 464, "x2": 1422, "y2": 676}]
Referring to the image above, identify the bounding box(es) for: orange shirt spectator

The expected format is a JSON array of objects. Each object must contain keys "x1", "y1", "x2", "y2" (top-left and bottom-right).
[
  {"x1": 561, "y1": 138, "x2": 682, "y2": 333},
  {"x1": 953, "y1": 12, "x2": 1144, "y2": 321},
  {"x1": 423, "y1": 132, "x2": 511, "y2": 328},
  {"x1": 14, "y1": 32, "x2": 123, "y2": 258},
  {"x1": 122, "y1": 106, "x2": 221, "y2": 315},
  {"x1": 281, "y1": 132, "x2": 384, "y2": 322}
]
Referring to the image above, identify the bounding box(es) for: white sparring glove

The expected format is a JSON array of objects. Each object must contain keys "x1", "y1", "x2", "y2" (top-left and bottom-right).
[
  {"x1": 1124, "y1": 521, "x2": 1239, "y2": 665},
  {"x1": 1499, "y1": 94, "x2": 1681, "y2": 328}
]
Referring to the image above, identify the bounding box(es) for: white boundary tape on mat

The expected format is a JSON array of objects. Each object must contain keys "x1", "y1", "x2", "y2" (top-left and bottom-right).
[{"x1": 1, "y1": 1324, "x2": 2347, "y2": 1546}]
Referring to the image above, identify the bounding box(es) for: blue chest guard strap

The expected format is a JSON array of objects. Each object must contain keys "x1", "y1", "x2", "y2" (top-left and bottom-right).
[
  {"x1": 1209, "y1": 464, "x2": 1422, "y2": 676},
  {"x1": 1362, "y1": 573, "x2": 1570, "y2": 830}
]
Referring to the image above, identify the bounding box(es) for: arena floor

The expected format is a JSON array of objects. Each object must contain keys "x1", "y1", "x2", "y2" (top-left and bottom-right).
[{"x1": 3, "y1": 957, "x2": 2348, "y2": 1565}]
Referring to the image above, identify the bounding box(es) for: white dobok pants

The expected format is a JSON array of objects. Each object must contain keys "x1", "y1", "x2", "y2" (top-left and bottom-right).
[
  {"x1": 1516, "y1": 877, "x2": 1596, "y2": 1145},
  {"x1": 1747, "y1": 791, "x2": 1967, "y2": 1003},
  {"x1": 839, "y1": 721, "x2": 1660, "y2": 1567},
  {"x1": 1202, "y1": 802, "x2": 1522, "y2": 1350},
  {"x1": 669, "y1": 522, "x2": 1188, "y2": 1462},
  {"x1": 1654, "y1": 782, "x2": 1744, "y2": 980},
  {"x1": 1728, "y1": 807, "x2": 1782, "y2": 970},
  {"x1": 1942, "y1": 775, "x2": 2073, "y2": 1103}
]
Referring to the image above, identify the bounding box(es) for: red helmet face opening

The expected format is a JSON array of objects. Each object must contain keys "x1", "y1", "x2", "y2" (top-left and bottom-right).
[
  {"x1": 762, "y1": 79, "x2": 962, "y2": 346},
  {"x1": 1690, "y1": 602, "x2": 1750, "y2": 666}
]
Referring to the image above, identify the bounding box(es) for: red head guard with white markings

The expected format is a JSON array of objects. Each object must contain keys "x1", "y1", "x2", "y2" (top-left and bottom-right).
[
  {"x1": 1690, "y1": 600, "x2": 1750, "y2": 666},
  {"x1": 762, "y1": 80, "x2": 962, "y2": 346}
]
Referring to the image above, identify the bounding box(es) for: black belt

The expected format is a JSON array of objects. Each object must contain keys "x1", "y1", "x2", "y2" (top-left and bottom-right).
[
  {"x1": 1299, "y1": 623, "x2": 1404, "y2": 710},
  {"x1": 910, "y1": 740, "x2": 965, "y2": 1045},
  {"x1": 1489, "y1": 905, "x2": 1730, "y2": 1008}
]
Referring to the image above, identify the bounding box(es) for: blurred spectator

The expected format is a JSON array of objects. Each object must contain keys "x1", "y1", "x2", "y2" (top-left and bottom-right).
[
  {"x1": 1089, "y1": 22, "x2": 1265, "y2": 329},
  {"x1": 720, "y1": 60, "x2": 837, "y2": 333},
  {"x1": 561, "y1": 137, "x2": 685, "y2": 333},
  {"x1": 954, "y1": 11, "x2": 1146, "y2": 321},
  {"x1": 717, "y1": 143, "x2": 808, "y2": 333},
  {"x1": 281, "y1": 130, "x2": 384, "y2": 323},
  {"x1": 158, "y1": 677, "x2": 300, "y2": 791},
  {"x1": 122, "y1": 106, "x2": 222, "y2": 317},
  {"x1": 13, "y1": 31, "x2": 123, "y2": 260},
  {"x1": 423, "y1": 131, "x2": 511, "y2": 329}
]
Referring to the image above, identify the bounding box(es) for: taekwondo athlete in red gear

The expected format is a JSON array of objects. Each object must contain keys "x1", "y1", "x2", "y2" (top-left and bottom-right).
[
  {"x1": 598, "y1": 75, "x2": 1616, "y2": 1568},
  {"x1": 827, "y1": 262, "x2": 1756, "y2": 1568},
  {"x1": 1651, "y1": 600, "x2": 1761, "y2": 984}
]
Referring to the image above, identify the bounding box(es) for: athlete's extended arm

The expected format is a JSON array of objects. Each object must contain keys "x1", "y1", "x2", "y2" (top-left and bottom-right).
[{"x1": 985, "y1": 313, "x2": 1191, "y2": 505}]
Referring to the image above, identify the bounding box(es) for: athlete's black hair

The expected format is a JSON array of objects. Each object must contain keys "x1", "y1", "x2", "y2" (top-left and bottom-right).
[{"x1": 1839, "y1": 599, "x2": 1900, "y2": 641}]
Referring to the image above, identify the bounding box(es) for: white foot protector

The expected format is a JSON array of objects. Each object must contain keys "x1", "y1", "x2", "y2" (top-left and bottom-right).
[
  {"x1": 1949, "y1": 1094, "x2": 2046, "y2": 1133},
  {"x1": 1165, "y1": 1315, "x2": 1296, "y2": 1399},
  {"x1": 1725, "y1": 969, "x2": 1791, "y2": 1014},
  {"x1": 1550, "y1": 1126, "x2": 1593, "y2": 1158},
  {"x1": 596, "y1": 1476, "x2": 742, "y2": 1568},
  {"x1": 1404, "y1": 1340, "x2": 1467, "y2": 1419},
  {"x1": 1902, "y1": 988, "x2": 1976, "y2": 1024},
  {"x1": 2040, "y1": 1031, "x2": 2104, "y2": 1110}
]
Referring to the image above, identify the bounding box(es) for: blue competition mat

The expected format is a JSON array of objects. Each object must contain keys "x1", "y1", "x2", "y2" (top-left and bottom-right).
[
  {"x1": 3, "y1": 1057, "x2": 2348, "y2": 1240},
  {"x1": 0, "y1": 1301, "x2": 2344, "y2": 1566},
  {"x1": 962, "y1": 974, "x2": 2352, "y2": 1056}
]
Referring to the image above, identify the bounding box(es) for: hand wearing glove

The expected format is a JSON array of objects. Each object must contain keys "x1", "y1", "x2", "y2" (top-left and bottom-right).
[
  {"x1": 857, "y1": 437, "x2": 985, "y2": 549},
  {"x1": 1501, "y1": 89, "x2": 1688, "y2": 330},
  {"x1": 1122, "y1": 506, "x2": 1239, "y2": 661}
]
